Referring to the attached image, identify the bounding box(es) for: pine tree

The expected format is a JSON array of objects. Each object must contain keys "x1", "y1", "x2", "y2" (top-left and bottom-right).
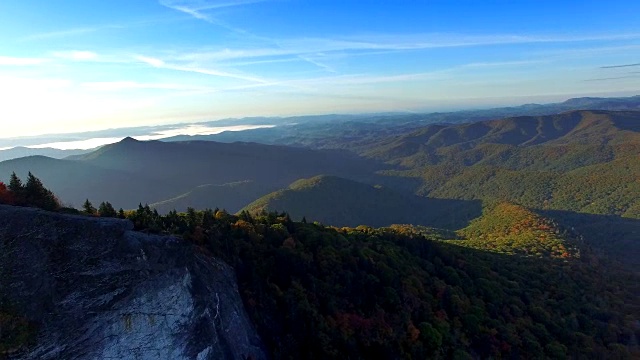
[
  {"x1": 12, "y1": 172, "x2": 60, "y2": 211},
  {"x1": 8, "y1": 172, "x2": 25, "y2": 205},
  {"x1": 98, "y1": 201, "x2": 117, "y2": 217},
  {"x1": 8, "y1": 172, "x2": 22, "y2": 193},
  {"x1": 83, "y1": 199, "x2": 97, "y2": 215}
]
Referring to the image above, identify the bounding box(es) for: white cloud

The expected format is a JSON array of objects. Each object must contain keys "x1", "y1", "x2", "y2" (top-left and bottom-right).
[
  {"x1": 52, "y1": 50, "x2": 99, "y2": 61},
  {"x1": 0, "y1": 56, "x2": 48, "y2": 66}
]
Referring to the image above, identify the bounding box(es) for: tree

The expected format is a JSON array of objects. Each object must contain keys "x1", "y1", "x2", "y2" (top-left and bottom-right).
[
  {"x1": 8, "y1": 172, "x2": 24, "y2": 205},
  {"x1": 83, "y1": 199, "x2": 97, "y2": 215},
  {"x1": 98, "y1": 201, "x2": 117, "y2": 217},
  {"x1": 8, "y1": 172, "x2": 22, "y2": 193},
  {"x1": 24, "y1": 172, "x2": 60, "y2": 211}
]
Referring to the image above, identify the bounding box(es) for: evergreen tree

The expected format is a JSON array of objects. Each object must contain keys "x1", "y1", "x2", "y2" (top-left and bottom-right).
[
  {"x1": 8, "y1": 172, "x2": 22, "y2": 193},
  {"x1": 117, "y1": 208, "x2": 126, "y2": 219},
  {"x1": 98, "y1": 201, "x2": 117, "y2": 217},
  {"x1": 82, "y1": 199, "x2": 97, "y2": 215},
  {"x1": 8, "y1": 172, "x2": 25, "y2": 205},
  {"x1": 24, "y1": 172, "x2": 59, "y2": 211}
]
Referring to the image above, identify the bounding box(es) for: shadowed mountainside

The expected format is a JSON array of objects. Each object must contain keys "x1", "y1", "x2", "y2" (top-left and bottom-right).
[
  {"x1": 243, "y1": 175, "x2": 481, "y2": 229},
  {"x1": 1, "y1": 138, "x2": 385, "y2": 210},
  {"x1": 150, "y1": 181, "x2": 268, "y2": 214}
]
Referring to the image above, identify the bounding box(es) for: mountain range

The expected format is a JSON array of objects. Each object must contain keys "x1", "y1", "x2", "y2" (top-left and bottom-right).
[{"x1": 1, "y1": 97, "x2": 640, "y2": 359}]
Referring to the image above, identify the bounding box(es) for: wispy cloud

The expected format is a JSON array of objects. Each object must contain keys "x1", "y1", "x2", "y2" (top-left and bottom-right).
[
  {"x1": 52, "y1": 50, "x2": 99, "y2": 61},
  {"x1": 134, "y1": 55, "x2": 268, "y2": 83},
  {"x1": 81, "y1": 81, "x2": 214, "y2": 92},
  {"x1": 20, "y1": 27, "x2": 98, "y2": 41},
  {"x1": 600, "y1": 62, "x2": 640, "y2": 69},
  {"x1": 155, "y1": 32, "x2": 639, "y2": 74},
  {"x1": 276, "y1": 32, "x2": 640, "y2": 54},
  {"x1": 459, "y1": 60, "x2": 548, "y2": 69},
  {"x1": 584, "y1": 74, "x2": 640, "y2": 82},
  {"x1": 0, "y1": 56, "x2": 49, "y2": 66},
  {"x1": 159, "y1": 0, "x2": 267, "y2": 21}
]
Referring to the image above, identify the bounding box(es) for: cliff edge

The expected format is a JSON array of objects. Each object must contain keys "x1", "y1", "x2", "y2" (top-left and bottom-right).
[{"x1": 0, "y1": 204, "x2": 266, "y2": 360}]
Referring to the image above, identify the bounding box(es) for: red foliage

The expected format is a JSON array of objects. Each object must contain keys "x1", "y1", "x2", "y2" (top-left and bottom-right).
[{"x1": 0, "y1": 182, "x2": 14, "y2": 205}]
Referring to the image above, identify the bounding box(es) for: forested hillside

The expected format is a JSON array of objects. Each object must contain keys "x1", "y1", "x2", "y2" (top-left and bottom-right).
[
  {"x1": 1, "y1": 165, "x2": 639, "y2": 359},
  {"x1": 368, "y1": 111, "x2": 640, "y2": 220}
]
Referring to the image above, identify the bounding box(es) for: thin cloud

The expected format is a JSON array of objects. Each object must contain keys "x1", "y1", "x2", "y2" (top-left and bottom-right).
[
  {"x1": 82, "y1": 81, "x2": 213, "y2": 92},
  {"x1": 0, "y1": 56, "x2": 49, "y2": 66},
  {"x1": 277, "y1": 32, "x2": 640, "y2": 53},
  {"x1": 159, "y1": 0, "x2": 267, "y2": 21},
  {"x1": 600, "y1": 63, "x2": 640, "y2": 69},
  {"x1": 52, "y1": 51, "x2": 99, "y2": 61},
  {"x1": 134, "y1": 55, "x2": 268, "y2": 83},
  {"x1": 296, "y1": 55, "x2": 336, "y2": 73},
  {"x1": 20, "y1": 27, "x2": 98, "y2": 41},
  {"x1": 584, "y1": 74, "x2": 640, "y2": 81},
  {"x1": 461, "y1": 60, "x2": 548, "y2": 68},
  {"x1": 171, "y1": 32, "x2": 639, "y2": 70}
]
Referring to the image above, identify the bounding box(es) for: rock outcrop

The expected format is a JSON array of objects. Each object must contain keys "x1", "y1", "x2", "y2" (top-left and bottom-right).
[{"x1": 0, "y1": 205, "x2": 266, "y2": 359}]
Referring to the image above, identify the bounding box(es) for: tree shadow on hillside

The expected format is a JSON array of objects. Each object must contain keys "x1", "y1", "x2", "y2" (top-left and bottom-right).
[
  {"x1": 415, "y1": 197, "x2": 483, "y2": 230},
  {"x1": 540, "y1": 209, "x2": 640, "y2": 270}
]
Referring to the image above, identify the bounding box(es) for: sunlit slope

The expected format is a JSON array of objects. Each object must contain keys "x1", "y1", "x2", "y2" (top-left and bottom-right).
[
  {"x1": 370, "y1": 110, "x2": 640, "y2": 218},
  {"x1": 453, "y1": 202, "x2": 580, "y2": 258},
  {"x1": 365, "y1": 110, "x2": 640, "y2": 170}
]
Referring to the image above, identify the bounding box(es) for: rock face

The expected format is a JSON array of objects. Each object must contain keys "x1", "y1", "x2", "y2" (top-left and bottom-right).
[{"x1": 0, "y1": 205, "x2": 266, "y2": 360}]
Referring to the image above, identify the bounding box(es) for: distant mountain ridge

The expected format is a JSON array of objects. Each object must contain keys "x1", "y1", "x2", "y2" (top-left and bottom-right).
[
  {"x1": 0, "y1": 147, "x2": 89, "y2": 163},
  {"x1": 159, "y1": 96, "x2": 640, "y2": 148}
]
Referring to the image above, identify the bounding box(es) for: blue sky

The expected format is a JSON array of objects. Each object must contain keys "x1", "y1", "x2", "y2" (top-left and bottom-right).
[{"x1": 1, "y1": 0, "x2": 639, "y2": 137}]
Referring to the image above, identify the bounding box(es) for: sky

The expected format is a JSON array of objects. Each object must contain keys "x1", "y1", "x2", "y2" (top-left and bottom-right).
[{"x1": 1, "y1": 0, "x2": 639, "y2": 138}]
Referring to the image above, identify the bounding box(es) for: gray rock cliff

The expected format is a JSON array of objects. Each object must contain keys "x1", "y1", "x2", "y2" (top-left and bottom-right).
[{"x1": 0, "y1": 204, "x2": 266, "y2": 359}]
